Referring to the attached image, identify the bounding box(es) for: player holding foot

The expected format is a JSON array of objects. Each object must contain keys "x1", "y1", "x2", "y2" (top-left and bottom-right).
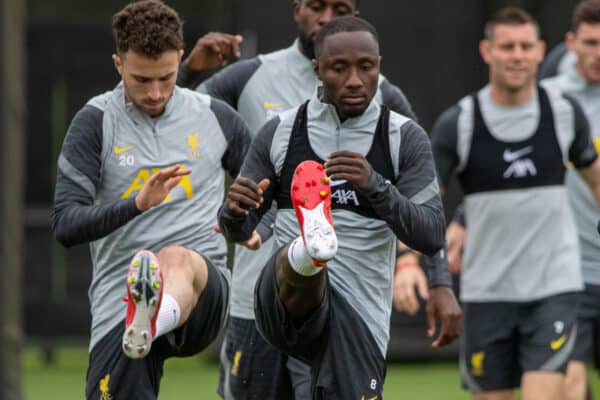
[
  {"x1": 51, "y1": 1, "x2": 251, "y2": 398},
  {"x1": 218, "y1": 16, "x2": 461, "y2": 399},
  {"x1": 177, "y1": 1, "x2": 417, "y2": 398}
]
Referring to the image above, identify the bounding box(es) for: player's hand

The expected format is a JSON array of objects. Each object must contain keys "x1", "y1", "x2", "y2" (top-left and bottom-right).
[
  {"x1": 182, "y1": 32, "x2": 243, "y2": 72},
  {"x1": 226, "y1": 177, "x2": 270, "y2": 216},
  {"x1": 393, "y1": 253, "x2": 429, "y2": 315},
  {"x1": 426, "y1": 286, "x2": 462, "y2": 348},
  {"x1": 446, "y1": 221, "x2": 466, "y2": 274},
  {"x1": 324, "y1": 151, "x2": 372, "y2": 190},
  {"x1": 241, "y1": 230, "x2": 262, "y2": 250},
  {"x1": 135, "y1": 165, "x2": 191, "y2": 212},
  {"x1": 214, "y1": 225, "x2": 262, "y2": 250}
]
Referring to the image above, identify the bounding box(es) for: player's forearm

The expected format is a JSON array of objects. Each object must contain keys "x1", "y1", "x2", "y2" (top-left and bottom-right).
[
  {"x1": 51, "y1": 177, "x2": 141, "y2": 247},
  {"x1": 255, "y1": 205, "x2": 276, "y2": 242},
  {"x1": 422, "y1": 249, "x2": 453, "y2": 288},
  {"x1": 176, "y1": 63, "x2": 214, "y2": 89},
  {"x1": 361, "y1": 171, "x2": 445, "y2": 256}
]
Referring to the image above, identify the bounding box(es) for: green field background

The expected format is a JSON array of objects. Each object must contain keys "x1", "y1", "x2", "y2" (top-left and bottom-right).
[{"x1": 24, "y1": 348, "x2": 600, "y2": 399}]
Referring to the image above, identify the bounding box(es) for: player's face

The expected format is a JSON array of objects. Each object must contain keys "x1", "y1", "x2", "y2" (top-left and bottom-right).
[
  {"x1": 480, "y1": 23, "x2": 545, "y2": 93},
  {"x1": 294, "y1": 0, "x2": 357, "y2": 58},
  {"x1": 113, "y1": 49, "x2": 182, "y2": 117},
  {"x1": 315, "y1": 31, "x2": 380, "y2": 120},
  {"x1": 568, "y1": 22, "x2": 600, "y2": 83}
]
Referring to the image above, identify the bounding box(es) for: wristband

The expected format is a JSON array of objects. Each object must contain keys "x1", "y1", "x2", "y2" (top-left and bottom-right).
[{"x1": 395, "y1": 261, "x2": 419, "y2": 273}]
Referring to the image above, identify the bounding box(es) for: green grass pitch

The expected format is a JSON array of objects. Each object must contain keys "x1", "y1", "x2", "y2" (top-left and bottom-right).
[{"x1": 23, "y1": 347, "x2": 600, "y2": 399}]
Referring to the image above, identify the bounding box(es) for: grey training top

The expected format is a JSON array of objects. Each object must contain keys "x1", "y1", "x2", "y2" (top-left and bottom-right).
[
  {"x1": 432, "y1": 83, "x2": 596, "y2": 302},
  {"x1": 179, "y1": 40, "x2": 418, "y2": 319},
  {"x1": 51, "y1": 83, "x2": 252, "y2": 350},
  {"x1": 219, "y1": 92, "x2": 448, "y2": 356},
  {"x1": 543, "y1": 55, "x2": 600, "y2": 285}
]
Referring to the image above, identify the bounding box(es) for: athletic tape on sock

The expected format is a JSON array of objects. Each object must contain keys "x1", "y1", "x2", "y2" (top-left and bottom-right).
[
  {"x1": 154, "y1": 293, "x2": 181, "y2": 339},
  {"x1": 287, "y1": 237, "x2": 322, "y2": 276}
]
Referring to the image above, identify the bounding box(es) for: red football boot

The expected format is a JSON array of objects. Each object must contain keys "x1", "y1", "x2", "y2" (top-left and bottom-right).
[
  {"x1": 290, "y1": 160, "x2": 338, "y2": 266},
  {"x1": 122, "y1": 250, "x2": 163, "y2": 359}
]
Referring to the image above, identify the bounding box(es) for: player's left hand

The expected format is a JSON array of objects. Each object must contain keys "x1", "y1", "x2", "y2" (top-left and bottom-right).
[
  {"x1": 393, "y1": 253, "x2": 429, "y2": 315},
  {"x1": 426, "y1": 286, "x2": 462, "y2": 348},
  {"x1": 324, "y1": 151, "x2": 372, "y2": 190}
]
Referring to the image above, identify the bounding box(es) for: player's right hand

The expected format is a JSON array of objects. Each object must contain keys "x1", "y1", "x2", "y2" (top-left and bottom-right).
[
  {"x1": 446, "y1": 221, "x2": 466, "y2": 274},
  {"x1": 135, "y1": 165, "x2": 191, "y2": 212},
  {"x1": 182, "y1": 32, "x2": 243, "y2": 72},
  {"x1": 214, "y1": 225, "x2": 262, "y2": 250},
  {"x1": 226, "y1": 177, "x2": 270, "y2": 216}
]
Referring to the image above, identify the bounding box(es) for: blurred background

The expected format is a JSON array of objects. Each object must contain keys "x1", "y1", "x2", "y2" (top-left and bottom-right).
[{"x1": 0, "y1": 0, "x2": 591, "y2": 399}]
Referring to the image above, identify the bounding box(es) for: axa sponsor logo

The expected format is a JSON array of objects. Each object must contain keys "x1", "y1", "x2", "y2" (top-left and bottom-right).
[
  {"x1": 328, "y1": 178, "x2": 360, "y2": 206},
  {"x1": 502, "y1": 146, "x2": 537, "y2": 178},
  {"x1": 121, "y1": 167, "x2": 194, "y2": 200}
]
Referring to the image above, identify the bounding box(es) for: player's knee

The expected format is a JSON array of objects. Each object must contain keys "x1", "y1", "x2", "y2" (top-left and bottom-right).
[
  {"x1": 157, "y1": 245, "x2": 202, "y2": 282},
  {"x1": 564, "y1": 363, "x2": 587, "y2": 400}
]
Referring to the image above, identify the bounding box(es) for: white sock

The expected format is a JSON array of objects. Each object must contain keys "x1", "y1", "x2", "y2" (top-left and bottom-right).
[
  {"x1": 287, "y1": 237, "x2": 323, "y2": 276},
  {"x1": 154, "y1": 293, "x2": 181, "y2": 340}
]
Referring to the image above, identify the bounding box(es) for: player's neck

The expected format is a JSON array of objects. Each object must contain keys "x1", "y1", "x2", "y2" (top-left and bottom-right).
[{"x1": 489, "y1": 82, "x2": 535, "y2": 106}]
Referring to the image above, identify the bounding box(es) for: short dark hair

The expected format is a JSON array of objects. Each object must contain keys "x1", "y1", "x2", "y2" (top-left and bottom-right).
[
  {"x1": 484, "y1": 6, "x2": 540, "y2": 40},
  {"x1": 572, "y1": 0, "x2": 600, "y2": 32},
  {"x1": 112, "y1": 0, "x2": 184, "y2": 58},
  {"x1": 314, "y1": 16, "x2": 378, "y2": 57},
  {"x1": 297, "y1": 0, "x2": 359, "y2": 8}
]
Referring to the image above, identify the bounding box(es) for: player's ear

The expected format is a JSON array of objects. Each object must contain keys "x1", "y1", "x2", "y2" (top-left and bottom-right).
[
  {"x1": 479, "y1": 40, "x2": 491, "y2": 64},
  {"x1": 113, "y1": 53, "x2": 123, "y2": 76},
  {"x1": 312, "y1": 59, "x2": 321, "y2": 80}
]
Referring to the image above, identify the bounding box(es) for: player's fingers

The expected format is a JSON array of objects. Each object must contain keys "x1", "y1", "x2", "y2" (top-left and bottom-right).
[
  {"x1": 164, "y1": 176, "x2": 183, "y2": 192},
  {"x1": 232, "y1": 34, "x2": 243, "y2": 58},
  {"x1": 154, "y1": 165, "x2": 182, "y2": 181},
  {"x1": 230, "y1": 178, "x2": 263, "y2": 201},
  {"x1": 432, "y1": 318, "x2": 451, "y2": 348},
  {"x1": 395, "y1": 285, "x2": 413, "y2": 315},
  {"x1": 327, "y1": 150, "x2": 361, "y2": 159},
  {"x1": 448, "y1": 255, "x2": 462, "y2": 274},
  {"x1": 227, "y1": 203, "x2": 249, "y2": 216},
  {"x1": 426, "y1": 304, "x2": 436, "y2": 338},
  {"x1": 210, "y1": 42, "x2": 222, "y2": 54},
  {"x1": 173, "y1": 168, "x2": 192, "y2": 176},
  {"x1": 403, "y1": 281, "x2": 419, "y2": 315},
  {"x1": 213, "y1": 225, "x2": 222, "y2": 234},
  {"x1": 258, "y1": 178, "x2": 270, "y2": 194},
  {"x1": 227, "y1": 190, "x2": 261, "y2": 209},
  {"x1": 417, "y1": 274, "x2": 430, "y2": 301}
]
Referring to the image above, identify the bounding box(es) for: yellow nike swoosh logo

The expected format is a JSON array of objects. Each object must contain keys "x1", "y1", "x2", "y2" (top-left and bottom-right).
[
  {"x1": 114, "y1": 146, "x2": 134, "y2": 154},
  {"x1": 551, "y1": 335, "x2": 567, "y2": 350},
  {"x1": 263, "y1": 101, "x2": 283, "y2": 109},
  {"x1": 594, "y1": 137, "x2": 600, "y2": 155}
]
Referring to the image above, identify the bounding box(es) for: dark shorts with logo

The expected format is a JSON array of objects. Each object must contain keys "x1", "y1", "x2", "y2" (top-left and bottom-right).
[
  {"x1": 460, "y1": 292, "x2": 579, "y2": 392},
  {"x1": 254, "y1": 248, "x2": 386, "y2": 400},
  {"x1": 571, "y1": 284, "x2": 600, "y2": 369},
  {"x1": 217, "y1": 316, "x2": 301, "y2": 399},
  {"x1": 85, "y1": 256, "x2": 228, "y2": 400}
]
